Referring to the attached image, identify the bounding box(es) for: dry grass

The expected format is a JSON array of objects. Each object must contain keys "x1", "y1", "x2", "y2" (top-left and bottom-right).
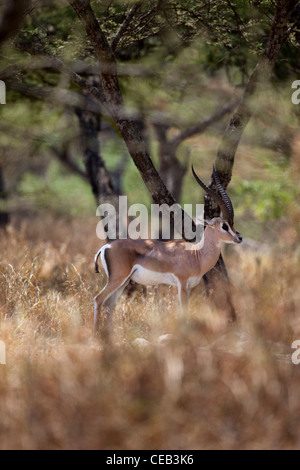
[{"x1": 0, "y1": 216, "x2": 300, "y2": 450}]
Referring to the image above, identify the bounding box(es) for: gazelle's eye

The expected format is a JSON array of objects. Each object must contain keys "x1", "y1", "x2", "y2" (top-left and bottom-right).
[{"x1": 222, "y1": 223, "x2": 229, "y2": 232}]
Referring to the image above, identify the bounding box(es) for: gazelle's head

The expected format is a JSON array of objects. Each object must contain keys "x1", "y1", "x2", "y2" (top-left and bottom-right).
[{"x1": 192, "y1": 165, "x2": 243, "y2": 245}]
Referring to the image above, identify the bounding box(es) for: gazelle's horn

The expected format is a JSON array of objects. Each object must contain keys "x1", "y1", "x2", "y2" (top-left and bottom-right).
[
  {"x1": 212, "y1": 166, "x2": 234, "y2": 225},
  {"x1": 191, "y1": 165, "x2": 233, "y2": 225}
]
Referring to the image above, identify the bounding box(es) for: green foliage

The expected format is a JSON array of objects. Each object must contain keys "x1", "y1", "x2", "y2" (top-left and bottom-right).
[
  {"x1": 20, "y1": 2, "x2": 79, "y2": 55},
  {"x1": 18, "y1": 161, "x2": 95, "y2": 217},
  {"x1": 234, "y1": 172, "x2": 297, "y2": 222},
  {"x1": 102, "y1": 138, "x2": 152, "y2": 207},
  {"x1": 0, "y1": 0, "x2": 299, "y2": 230}
]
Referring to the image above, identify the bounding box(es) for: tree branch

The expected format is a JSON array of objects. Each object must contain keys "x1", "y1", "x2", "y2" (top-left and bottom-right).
[
  {"x1": 51, "y1": 144, "x2": 87, "y2": 180},
  {"x1": 169, "y1": 98, "x2": 240, "y2": 151},
  {"x1": 4, "y1": 77, "x2": 85, "y2": 109},
  {"x1": 111, "y1": 1, "x2": 142, "y2": 52},
  {"x1": 14, "y1": 42, "x2": 107, "y2": 105}
]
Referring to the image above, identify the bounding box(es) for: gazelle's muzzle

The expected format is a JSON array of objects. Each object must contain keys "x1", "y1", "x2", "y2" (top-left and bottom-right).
[{"x1": 233, "y1": 231, "x2": 243, "y2": 244}]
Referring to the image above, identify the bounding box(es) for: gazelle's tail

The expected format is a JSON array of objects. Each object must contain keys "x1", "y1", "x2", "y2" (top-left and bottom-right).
[
  {"x1": 94, "y1": 248, "x2": 102, "y2": 273},
  {"x1": 94, "y1": 244, "x2": 111, "y2": 274}
]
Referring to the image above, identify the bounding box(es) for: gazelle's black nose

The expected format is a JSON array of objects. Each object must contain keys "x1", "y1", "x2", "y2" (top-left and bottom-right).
[{"x1": 235, "y1": 231, "x2": 243, "y2": 243}]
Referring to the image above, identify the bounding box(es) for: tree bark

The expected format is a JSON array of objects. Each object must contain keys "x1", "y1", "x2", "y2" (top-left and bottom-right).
[
  {"x1": 75, "y1": 75, "x2": 126, "y2": 240},
  {"x1": 153, "y1": 121, "x2": 188, "y2": 203},
  {"x1": 75, "y1": 78, "x2": 117, "y2": 206}
]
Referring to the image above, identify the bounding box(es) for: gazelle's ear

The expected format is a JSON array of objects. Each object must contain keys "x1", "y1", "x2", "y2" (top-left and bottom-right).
[
  {"x1": 203, "y1": 219, "x2": 213, "y2": 226},
  {"x1": 194, "y1": 216, "x2": 213, "y2": 226},
  {"x1": 194, "y1": 216, "x2": 213, "y2": 227}
]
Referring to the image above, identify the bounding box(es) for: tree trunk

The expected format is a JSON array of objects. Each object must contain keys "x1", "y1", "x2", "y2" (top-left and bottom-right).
[
  {"x1": 75, "y1": 76, "x2": 122, "y2": 239},
  {"x1": 75, "y1": 76, "x2": 117, "y2": 205},
  {"x1": 153, "y1": 122, "x2": 188, "y2": 203},
  {"x1": 204, "y1": 0, "x2": 298, "y2": 323}
]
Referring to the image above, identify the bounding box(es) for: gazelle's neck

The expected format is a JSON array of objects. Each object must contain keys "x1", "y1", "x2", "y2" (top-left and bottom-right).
[{"x1": 194, "y1": 226, "x2": 222, "y2": 275}]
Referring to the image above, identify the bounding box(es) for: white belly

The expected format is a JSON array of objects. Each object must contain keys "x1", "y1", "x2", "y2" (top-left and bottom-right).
[{"x1": 131, "y1": 264, "x2": 178, "y2": 287}]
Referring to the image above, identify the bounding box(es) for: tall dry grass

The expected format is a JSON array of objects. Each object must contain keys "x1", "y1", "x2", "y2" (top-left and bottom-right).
[{"x1": 0, "y1": 215, "x2": 300, "y2": 449}]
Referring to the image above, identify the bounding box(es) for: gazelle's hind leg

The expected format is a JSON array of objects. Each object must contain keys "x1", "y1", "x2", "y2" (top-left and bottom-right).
[
  {"x1": 177, "y1": 281, "x2": 189, "y2": 315},
  {"x1": 94, "y1": 275, "x2": 132, "y2": 335}
]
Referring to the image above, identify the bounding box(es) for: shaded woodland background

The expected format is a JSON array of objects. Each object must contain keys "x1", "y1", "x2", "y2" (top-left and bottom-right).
[{"x1": 0, "y1": 0, "x2": 300, "y2": 450}]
